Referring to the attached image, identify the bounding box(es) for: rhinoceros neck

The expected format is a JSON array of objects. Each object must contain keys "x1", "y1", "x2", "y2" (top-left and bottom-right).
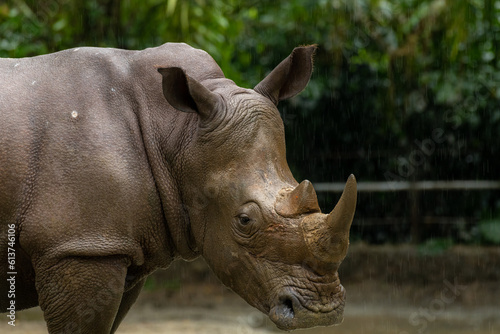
[
  {"x1": 131, "y1": 43, "x2": 225, "y2": 261},
  {"x1": 137, "y1": 112, "x2": 200, "y2": 261}
]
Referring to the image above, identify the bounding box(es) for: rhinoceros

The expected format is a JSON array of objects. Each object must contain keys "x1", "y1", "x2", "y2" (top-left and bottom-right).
[{"x1": 0, "y1": 43, "x2": 357, "y2": 333}]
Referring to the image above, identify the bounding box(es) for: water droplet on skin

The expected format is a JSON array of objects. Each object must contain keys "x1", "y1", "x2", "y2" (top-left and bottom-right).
[{"x1": 71, "y1": 111, "x2": 78, "y2": 119}]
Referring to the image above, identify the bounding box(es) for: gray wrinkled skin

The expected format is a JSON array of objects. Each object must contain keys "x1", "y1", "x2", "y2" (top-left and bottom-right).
[{"x1": 0, "y1": 43, "x2": 357, "y2": 333}]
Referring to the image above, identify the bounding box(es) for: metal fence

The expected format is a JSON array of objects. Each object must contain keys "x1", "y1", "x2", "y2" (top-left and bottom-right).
[
  {"x1": 314, "y1": 180, "x2": 500, "y2": 192},
  {"x1": 314, "y1": 180, "x2": 500, "y2": 243}
]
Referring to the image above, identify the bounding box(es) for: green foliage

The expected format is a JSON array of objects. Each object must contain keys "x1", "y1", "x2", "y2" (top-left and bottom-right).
[
  {"x1": 418, "y1": 238, "x2": 454, "y2": 256},
  {"x1": 0, "y1": 0, "x2": 245, "y2": 80},
  {"x1": 478, "y1": 219, "x2": 500, "y2": 245}
]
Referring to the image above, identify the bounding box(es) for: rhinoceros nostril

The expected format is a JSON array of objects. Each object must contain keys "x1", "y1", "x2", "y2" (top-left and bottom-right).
[
  {"x1": 269, "y1": 294, "x2": 298, "y2": 330},
  {"x1": 271, "y1": 295, "x2": 295, "y2": 320},
  {"x1": 282, "y1": 297, "x2": 295, "y2": 319}
]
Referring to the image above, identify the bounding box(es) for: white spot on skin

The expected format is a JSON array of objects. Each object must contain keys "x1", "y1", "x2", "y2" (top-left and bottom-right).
[
  {"x1": 14, "y1": 63, "x2": 19, "y2": 67},
  {"x1": 74, "y1": 48, "x2": 80, "y2": 52},
  {"x1": 71, "y1": 111, "x2": 78, "y2": 119},
  {"x1": 111, "y1": 88, "x2": 116, "y2": 92},
  {"x1": 31, "y1": 81, "x2": 36, "y2": 85}
]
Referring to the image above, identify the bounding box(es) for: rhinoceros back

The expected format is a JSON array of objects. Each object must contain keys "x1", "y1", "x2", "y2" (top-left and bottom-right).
[
  {"x1": 0, "y1": 47, "x2": 139, "y2": 228},
  {"x1": 0, "y1": 45, "x2": 207, "y2": 262}
]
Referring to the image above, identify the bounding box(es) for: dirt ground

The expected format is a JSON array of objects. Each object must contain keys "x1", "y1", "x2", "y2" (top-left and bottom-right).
[
  {"x1": 2, "y1": 245, "x2": 499, "y2": 334},
  {"x1": 2, "y1": 283, "x2": 499, "y2": 334}
]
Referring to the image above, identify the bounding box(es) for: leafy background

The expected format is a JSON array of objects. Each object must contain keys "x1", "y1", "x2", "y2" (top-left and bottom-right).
[{"x1": 1, "y1": 0, "x2": 499, "y2": 245}]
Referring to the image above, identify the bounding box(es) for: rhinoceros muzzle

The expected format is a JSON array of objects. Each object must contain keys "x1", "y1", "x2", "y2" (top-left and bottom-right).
[{"x1": 269, "y1": 285, "x2": 346, "y2": 330}]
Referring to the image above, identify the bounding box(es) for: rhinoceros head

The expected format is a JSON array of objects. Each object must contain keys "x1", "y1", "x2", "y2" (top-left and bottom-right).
[{"x1": 157, "y1": 45, "x2": 357, "y2": 330}]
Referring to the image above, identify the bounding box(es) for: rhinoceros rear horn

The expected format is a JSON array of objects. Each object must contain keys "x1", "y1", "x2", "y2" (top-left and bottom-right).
[
  {"x1": 275, "y1": 180, "x2": 321, "y2": 217},
  {"x1": 157, "y1": 67, "x2": 220, "y2": 120},
  {"x1": 254, "y1": 45, "x2": 317, "y2": 105}
]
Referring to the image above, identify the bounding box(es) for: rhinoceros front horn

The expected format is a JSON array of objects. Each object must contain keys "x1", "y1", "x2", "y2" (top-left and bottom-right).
[{"x1": 301, "y1": 175, "x2": 357, "y2": 264}]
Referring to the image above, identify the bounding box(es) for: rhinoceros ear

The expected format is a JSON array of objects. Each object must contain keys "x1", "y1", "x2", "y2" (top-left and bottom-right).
[
  {"x1": 254, "y1": 45, "x2": 317, "y2": 105},
  {"x1": 157, "y1": 67, "x2": 220, "y2": 119}
]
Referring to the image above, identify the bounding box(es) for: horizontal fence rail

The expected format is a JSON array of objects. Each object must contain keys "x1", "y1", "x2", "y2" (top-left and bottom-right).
[
  {"x1": 313, "y1": 179, "x2": 500, "y2": 243},
  {"x1": 313, "y1": 180, "x2": 500, "y2": 192}
]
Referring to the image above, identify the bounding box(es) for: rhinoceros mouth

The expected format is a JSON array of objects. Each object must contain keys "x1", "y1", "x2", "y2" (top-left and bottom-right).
[{"x1": 268, "y1": 285, "x2": 346, "y2": 330}]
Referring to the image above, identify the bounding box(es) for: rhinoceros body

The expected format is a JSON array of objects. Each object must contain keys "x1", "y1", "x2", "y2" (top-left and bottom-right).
[{"x1": 0, "y1": 43, "x2": 357, "y2": 333}]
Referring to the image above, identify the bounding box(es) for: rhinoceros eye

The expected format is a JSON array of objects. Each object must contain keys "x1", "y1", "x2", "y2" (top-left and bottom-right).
[
  {"x1": 238, "y1": 214, "x2": 252, "y2": 226},
  {"x1": 233, "y1": 203, "x2": 261, "y2": 238}
]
